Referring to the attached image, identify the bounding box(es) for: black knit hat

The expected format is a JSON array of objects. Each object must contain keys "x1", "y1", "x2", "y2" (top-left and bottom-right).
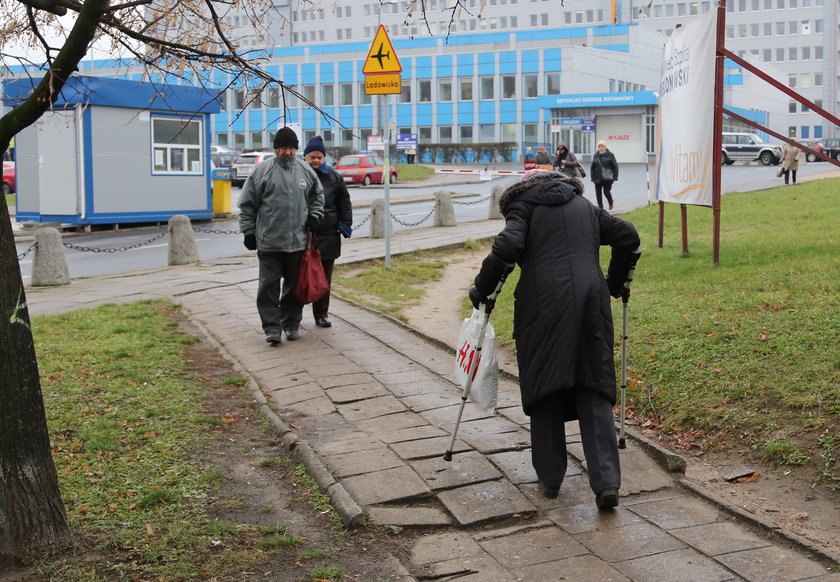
[{"x1": 273, "y1": 127, "x2": 299, "y2": 149}]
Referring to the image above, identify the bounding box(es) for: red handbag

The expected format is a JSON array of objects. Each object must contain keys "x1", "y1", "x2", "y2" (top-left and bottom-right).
[{"x1": 294, "y1": 232, "x2": 330, "y2": 304}]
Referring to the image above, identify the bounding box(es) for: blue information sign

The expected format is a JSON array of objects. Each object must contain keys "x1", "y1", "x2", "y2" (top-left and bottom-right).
[
  {"x1": 396, "y1": 133, "x2": 418, "y2": 150},
  {"x1": 582, "y1": 117, "x2": 596, "y2": 133}
]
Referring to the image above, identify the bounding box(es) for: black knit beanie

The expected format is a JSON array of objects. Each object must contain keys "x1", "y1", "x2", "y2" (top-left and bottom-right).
[{"x1": 273, "y1": 127, "x2": 299, "y2": 149}]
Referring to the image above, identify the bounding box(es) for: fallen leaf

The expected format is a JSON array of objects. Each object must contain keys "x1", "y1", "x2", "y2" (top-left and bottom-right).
[
  {"x1": 781, "y1": 512, "x2": 809, "y2": 521},
  {"x1": 757, "y1": 333, "x2": 768, "y2": 341},
  {"x1": 735, "y1": 473, "x2": 762, "y2": 483},
  {"x1": 222, "y1": 417, "x2": 236, "y2": 423},
  {"x1": 146, "y1": 524, "x2": 153, "y2": 536}
]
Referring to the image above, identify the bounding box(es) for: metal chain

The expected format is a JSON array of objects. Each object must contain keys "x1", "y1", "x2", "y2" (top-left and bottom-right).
[
  {"x1": 390, "y1": 207, "x2": 435, "y2": 227},
  {"x1": 63, "y1": 230, "x2": 168, "y2": 253},
  {"x1": 355, "y1": 212, "x2": 372, "y2": 228},
  {"x1": 192, "y1": 225, "x2": 241, "y2": 235},
  {"x1": 17, "y1": 242, "x2": 37, "y2": 260},
  {"x1": 453, "y1": 195, "x2": 492, "y2": 206}
]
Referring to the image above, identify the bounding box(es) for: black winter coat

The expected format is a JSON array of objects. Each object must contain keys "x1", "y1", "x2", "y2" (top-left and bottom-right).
[
  {"x1": 314, "y1": 166, "x2": 353, "y2": 261},
  {"x1": 591, "y1": 150, "x2": 619, "y2": 185},
  {"x1": 474, "y1": 172, "x2": 640, "y2": 416}
]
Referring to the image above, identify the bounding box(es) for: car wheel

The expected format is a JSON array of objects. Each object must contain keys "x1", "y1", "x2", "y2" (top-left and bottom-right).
[
  {"x1": 759, "y1": 151, "x2": 774, "y2": 166},
  {"x1": 389, "y1": 173, "x2": 397, "y2": 184},
  {"x1": 806, "y1": 153, "x2": 816, "y2": 162},
  {"x1": 835, "y1": 151, "x2": 840, "y2": 162},
  {"x1": 1, "y1": 182, "x2": 11, "y2": 195},
  {"x1": 721, "y1": 152, "x2": 731, "y2": 166},
  {"x1": 362, "y1": 174, "x2": 372, "y2": 186}
]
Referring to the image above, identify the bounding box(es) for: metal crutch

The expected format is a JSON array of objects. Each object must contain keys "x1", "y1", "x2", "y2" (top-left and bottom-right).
[
  {"x1": 618, "y1": 249, "x2": 642, "y2": 450},
  {"x1": 443, "y1": 273, "x2": 509, "y2": 462}
]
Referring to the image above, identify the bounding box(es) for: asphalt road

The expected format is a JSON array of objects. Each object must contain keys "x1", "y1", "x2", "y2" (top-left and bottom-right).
[{"x1": 13, "y1": 161, "x2": 833, "y2": 282}]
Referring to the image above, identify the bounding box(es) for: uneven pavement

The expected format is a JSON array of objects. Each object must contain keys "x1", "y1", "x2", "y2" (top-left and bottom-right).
[{"x1": 24, "y1": 220, "x2": 839, "y2": 582}]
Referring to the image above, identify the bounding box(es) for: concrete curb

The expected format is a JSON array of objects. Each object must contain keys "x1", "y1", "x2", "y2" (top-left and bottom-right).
[{"x1": 181, "y1": 307, "x2": 366, "y2": 531}]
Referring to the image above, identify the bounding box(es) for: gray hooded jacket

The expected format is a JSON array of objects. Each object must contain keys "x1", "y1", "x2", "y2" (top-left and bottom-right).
[{"x1": 238, "y1": 155, "x2": 325, "y2": 252}]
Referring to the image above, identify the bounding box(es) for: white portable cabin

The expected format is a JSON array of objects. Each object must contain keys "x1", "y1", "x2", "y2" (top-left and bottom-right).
[{"x1": 6, "y1": 76, "x2": 220, "y2": 225}]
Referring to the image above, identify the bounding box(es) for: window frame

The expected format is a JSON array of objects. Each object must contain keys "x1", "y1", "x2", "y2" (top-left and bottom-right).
[{"x1": 151, "y1": 115, "x2": 204, "y2": 176}]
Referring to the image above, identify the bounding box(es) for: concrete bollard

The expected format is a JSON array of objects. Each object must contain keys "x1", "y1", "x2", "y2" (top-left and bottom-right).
[
  {"x1": 434, "y1": 190, "x2": 456, "y2": 227},
  {"x1": 489, "y1": 185, "x2": 504, "y2": 219},
  {"x1": 167, "y1": 215, "x2": 200, "y2": 265},
  {"x1": 369, "y1": 199, "x2": 385, "y2": 239},
  {"x1": 31, "y1": 227, "x2": 70, "y2": 286}
]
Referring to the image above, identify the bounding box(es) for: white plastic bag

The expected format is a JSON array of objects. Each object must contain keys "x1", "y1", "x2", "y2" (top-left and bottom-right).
[{"x1": 454, "y1": 309, "x2": 499, "y2": 413}]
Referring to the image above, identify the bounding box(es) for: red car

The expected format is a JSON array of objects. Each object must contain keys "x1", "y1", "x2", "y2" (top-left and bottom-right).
[
  {"x1": 335, "y1": 154, "x2": 397, "y2": 186},
  {"x1": 2, "y1": 161, "x2": 14, "y2": 195}
]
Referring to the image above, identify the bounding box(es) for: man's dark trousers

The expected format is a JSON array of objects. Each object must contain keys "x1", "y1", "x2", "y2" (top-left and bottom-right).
[
  {"x1": 530, "y1": 388, "x2": 621, "y2": 494},
  {"x1": 256, "y1": 250, "x2": 304, "y2": 333}
]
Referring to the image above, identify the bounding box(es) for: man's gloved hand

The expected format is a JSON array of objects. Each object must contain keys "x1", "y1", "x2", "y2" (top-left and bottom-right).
[
  {"x1": 243, "y1": 234, "x2": 257, "y2": 250},
  {"x1": 606, "y1": 277, "x2": 624, "y2": 299},
  {"x1": 307, "y1": 215, "x2": 320, "y2": 231},
  {"x1": 469, "y1": 286, "x2": 487, "y2": 310}
]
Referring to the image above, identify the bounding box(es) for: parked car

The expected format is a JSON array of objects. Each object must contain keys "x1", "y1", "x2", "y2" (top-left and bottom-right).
[
  {"x1": 2, "y1": 161, "x2": 15, "y2": 195},
  {"x1": 211, "y1": 145, "x2": 240, "y2": 169},
  {"x1": 799, "y1": 139, "x2": 824, "y2": 163},
  {"x1": 230, "y1": 150, "x2": 275, "y2": 187},
  {"x1": 297, "y1": 152, "x2": 337, "y2": 167},
  {"x1": 817, "y1": 137, "x2": 840, "y2": 161},
  {"x1": 721, "y1": 132, "x2": 782, "y2": 166},
  {"x1": 335, "y1": 154, "x2": 397, "y2": 185}
]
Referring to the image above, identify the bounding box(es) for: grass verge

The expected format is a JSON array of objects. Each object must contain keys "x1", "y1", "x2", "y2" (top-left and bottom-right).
[
  {"x1": 333, "y1": 180, "x2": 839, "y2": 486},
  {"x1": 394, "y1": 164, "x2": 435, "y2": 182}
]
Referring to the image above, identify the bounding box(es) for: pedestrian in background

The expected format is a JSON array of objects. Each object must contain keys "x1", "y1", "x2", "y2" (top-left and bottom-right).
[
  {"x1": 553, "y1": 143, "x2": 584, "y2": 179},
  {"x1": 303, "y1": 135, "x2": 353, "y2": 328},
  {"x1": 469, "y1": 170, "x2": 640, "y2": 510},
  {"x1": 591, "y1": 140, "x2": 619, "y2": 210},
  {"x1": 780, "y1": 141, "x2": 802, "y2": 185},
  {"x1": 238, "y1": 127, "x2": 324, "y2": 344},
  {"x1": 534, "y1": 146, "x2": 552, "y2": 166}
]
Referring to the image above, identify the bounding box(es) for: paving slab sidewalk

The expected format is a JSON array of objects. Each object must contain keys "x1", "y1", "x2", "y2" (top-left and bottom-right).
[{"x1": 24, "y1": 221, "x2": 839, "y2": 582}]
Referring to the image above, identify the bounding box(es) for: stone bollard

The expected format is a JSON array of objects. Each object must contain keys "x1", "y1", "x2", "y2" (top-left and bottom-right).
[
  {"x1": 369, "y1": 199, "x2": 385, "y2": 239},
  {"x1": 489, "y1": 185, "x2": 504, "y2": 219},
  {"x1": 31, "y1": 227, "x2": 70, "y2": 286},
  {"x1": 167, "y1": 215, "x2": 200, "y2": 265},
  {"x1": 434, "y1": 190, "x2": 456, "y2": 227}
]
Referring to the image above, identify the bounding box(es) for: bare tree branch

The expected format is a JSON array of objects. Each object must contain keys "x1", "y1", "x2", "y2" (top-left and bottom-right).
[{"x1": 15, "y1": 0, "x2": 67, "y2": 16}]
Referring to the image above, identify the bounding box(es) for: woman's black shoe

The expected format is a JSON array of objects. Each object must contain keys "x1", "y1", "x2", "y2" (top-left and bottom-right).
[{"x1": 316, "y1": 317, "x2": 332, "y2": 328}]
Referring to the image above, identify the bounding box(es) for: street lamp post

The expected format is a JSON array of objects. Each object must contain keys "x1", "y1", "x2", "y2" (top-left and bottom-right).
[{"x1": 377, "y1": 0, "x2": 397, "y2": 270}]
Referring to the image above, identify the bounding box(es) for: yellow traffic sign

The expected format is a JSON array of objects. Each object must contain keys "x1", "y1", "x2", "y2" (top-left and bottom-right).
[
  {"x1": 362, "y1": 25, "x2": 402, "y2": 75},
  {"x1": 365, "y1": 73, "x2": 401, "y2": 95}
]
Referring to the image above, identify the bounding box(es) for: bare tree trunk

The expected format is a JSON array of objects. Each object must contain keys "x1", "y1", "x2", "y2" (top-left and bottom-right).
[
  {"x1": 0, "y1": 0, "x2": 112, "y2": 563},
  {"x1": 0, "y1": 196, "x2": 72, "y2": 562}
]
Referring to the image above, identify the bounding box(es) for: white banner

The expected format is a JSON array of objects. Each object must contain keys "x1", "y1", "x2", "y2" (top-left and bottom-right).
[{"x1": 655, "y1": 9, "x2": 717, "y2": 206}]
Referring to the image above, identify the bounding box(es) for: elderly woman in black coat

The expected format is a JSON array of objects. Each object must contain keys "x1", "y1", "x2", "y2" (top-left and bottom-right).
[
  {"x1": 303, "y1": 135, "x2": 353, "y2": 328},
  {"x1": 469, "y1": 170, "x2": 640, "y2": 510},
  {"x1": 591, "y1": 140, "x2": 620, "y2": 210}
]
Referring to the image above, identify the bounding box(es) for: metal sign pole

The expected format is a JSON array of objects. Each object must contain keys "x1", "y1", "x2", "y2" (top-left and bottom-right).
[{"x1": 382, "y1": 94, "x2": 392, "y2": 271}]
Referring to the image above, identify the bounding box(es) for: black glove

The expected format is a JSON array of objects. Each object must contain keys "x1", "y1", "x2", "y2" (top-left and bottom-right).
[
  {"x1": 243, "y1": 234, "x2": 257, "y2": 250},
  {"x1": 307, "y1": 215, "x2": 320, "y2": 231},
  {"x1": 606, "y1": 277, "x2": 624, "y2": 299},
  {"x1": 469, "y1": 286, "x2": 486, "y2": 310}
]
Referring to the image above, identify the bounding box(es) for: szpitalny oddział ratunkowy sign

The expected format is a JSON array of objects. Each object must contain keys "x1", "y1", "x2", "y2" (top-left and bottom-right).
[{"x1": 655, "y1": 8, "x2": 717, "y2": 206}]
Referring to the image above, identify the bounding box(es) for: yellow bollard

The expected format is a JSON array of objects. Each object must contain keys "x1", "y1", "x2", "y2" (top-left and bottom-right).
[{"x1": 211, "y1": 168, "x2": 232, "y2": 214}]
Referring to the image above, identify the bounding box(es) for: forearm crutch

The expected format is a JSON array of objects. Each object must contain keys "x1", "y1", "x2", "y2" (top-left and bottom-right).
[
  {"x1": 443, "y1": 273, "x2": 509, "y2": 462},
  {"x1": 618, "y1": 249, "x2": 642, "y2": 449}
]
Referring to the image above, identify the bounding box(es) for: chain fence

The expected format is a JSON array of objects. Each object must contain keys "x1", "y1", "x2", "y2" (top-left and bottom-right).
[
  {"x1": 390, "y1": 206, "x2": 436, "y2": 227},
  {"x1": 62, "y1": 230, "x2": 168, "y2": 254},
  {"x1": 452, "y1": 194, "x2": 492, "y2": 206},
  {"x1": 17, "y1": 243, "x2": 37, "y2": 260},
  {"x1": 193, "y1": 225, "x2": 241, "y2": 235},
  {"x1": 354, "y1": 212, "x2": 372, "y2": 228}
]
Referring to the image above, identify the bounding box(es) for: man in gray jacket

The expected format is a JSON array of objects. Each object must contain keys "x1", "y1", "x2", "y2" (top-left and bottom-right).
[{"x1": 238, "y1": 127, "x2": 325, "y2": 344}]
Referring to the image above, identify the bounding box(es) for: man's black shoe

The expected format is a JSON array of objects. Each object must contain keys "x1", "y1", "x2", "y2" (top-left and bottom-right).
[
  {"x1": 315, "y1": 317, "x2": 332, "y2": 328},
  {"x1": 285, "y1": 328, "x2": 300, "y2": 341},
  {"x1": 265, "y1": 330, "x2": 282, "y2": 344},
  {"x1": 539, "y1": 481, "x2": 559, "y2": 499},
  {"x1": 595, "y1": 488, "x2": 619, "y2": 510}
]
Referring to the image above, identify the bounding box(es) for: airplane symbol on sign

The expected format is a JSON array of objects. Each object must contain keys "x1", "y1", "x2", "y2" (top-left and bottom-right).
[{"x1": 372, "y1": 43, "x2": 390, "y2": 69}]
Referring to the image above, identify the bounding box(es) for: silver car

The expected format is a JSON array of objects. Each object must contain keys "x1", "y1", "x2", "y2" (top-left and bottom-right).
[{"x1": 230, "y1": 150, "x2": 275, "y2": 187}]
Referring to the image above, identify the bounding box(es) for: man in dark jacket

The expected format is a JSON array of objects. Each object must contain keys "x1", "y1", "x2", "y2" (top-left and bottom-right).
[
  {"x1": 238, "y1": 127, "x2": 324, "y2": 345},
  {"x1": 469, "y1": 170, "x2": 640, "y2": 510},
  {"x1": 590, "y1": 140, "x2": 620, "y2": 210},
  {"x1": 303, "y1": 135, "x2": 353, "y2": 328}
]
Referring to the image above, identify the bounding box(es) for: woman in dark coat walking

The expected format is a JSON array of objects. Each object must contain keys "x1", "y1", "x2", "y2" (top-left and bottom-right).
[
  {"x1": 469, "y1": 170, "x2": 640, "y2": 509},
  {"x1": 552, "y1": 142, "x2": 584, "y2": 178},
  {"x1": 590, "y1": 140, "x2": 619, "y2": 210},
  {"x1": 303, "y1": 136, "x2": 353, "y2": 328}
]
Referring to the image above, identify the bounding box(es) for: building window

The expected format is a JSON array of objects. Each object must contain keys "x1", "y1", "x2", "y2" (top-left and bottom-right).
[
  {"x1": 216, "y1": 132, "x2": 228, "y2": 146},
  {"x1": 340, "y1": 83, "x2": 353, "y2": 106},
  {"x1": 813, "y1": 19, "x2": 823, "y2": 33},
  {"x1": 788, "y1": 74, "x2": 797, "y2": 88},
  {"x1": 479, "y1": 124, "x2": 495, "y2": 141},
  {"x1": 233, "y1": 132, "x2": 246, "y2": 149},
  {"x1": 266, "y1": 86, "x2": 280, "y2": 109},
  {"x1": 359, "y1": 82, "x2": 371, "y2": 105},
  {"x1": 523, "y1": 74, "x2": 538, "y2": 98},
  {"x1": 152, "y1": 117, "x2": 202, "y2": 175},
  {"x1": 813, "y1": 126, "x2": 822, "y2": 139},
  {"x1": 303, "y1": 85, "x2": 315, "y2": 102},
  {"x1": 763, "y1": 22, "x2": 772, "y2": 35},
  {"x1": 814, "y1": 73, "x2": 823, "y2": 86},
  {"x1": 399, "y1": 83, "x2": 412, "y2": 103},
  {"x1": 232, "y1": 88, "x2": 245, "y2": 109},
  {"x1": 801, "y1": 46, "x2": 810, "y2": 60},
  {"x1": 788, "y1": 21, "x2": 798, "y2": 34},
  {"x1": 251, "y1": 131, "x2": 264, "y2": 149},
  {"x1": 789, "y1": 100, "x2": 797, "y2": 113},
  {"x1": 523, "y1": 123, "x2": 538, "y2": 146},
  {"x1": 459, "y1": 78, "x2": 473, "y2": 100},
  {"x1": 321, "y1": 85, "x2": 334, "y2": 107},
  {"x1": 439, "y1": 126, "x2": 453, "y2": 143},
  {"x1": 788, "y1": 126, "x2": 796, "y2": 138},
  {"x1": 546, "y1": 72, "x2": 560, "y2": 95},
  {"x1": 763, "y1": 49, "x2": 772, "y2": 61},
  {"x1": 814, "y1": 46, "x2": 823, "y2": 59},
  {"x1": 418, "y1": 80, "x2": 432, "y2": 102},
  {"x1": 419, "y1": 127, "x2": 432, "y2": 142},
  {"x1": 460, "y1": 125, "x2": 474, "y2": 140},
  {"x1": 775, "y1": 48, "x2": 784, "y2": 61},
  {"x1": 439, "y1": 78, "x2": 452, "y2": 101},
  {"x1": 480, "y1": 76, "x2": 495, "y2": 100},
  {"x1": 775, "y1": 22, "x2": 784, "y2": 35},
  {"x1": 501, "y1": 75, "x2": 516, "y2": 99},
  {"x1": 501, "y1": 123, "x2": 516, "y2": 141},
  {"x1": 788, "y1": 47, "x2": 798, "y2": 60}
]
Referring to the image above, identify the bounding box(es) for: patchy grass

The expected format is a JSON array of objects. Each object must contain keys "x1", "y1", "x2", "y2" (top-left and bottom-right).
[{"x1": 395, "y1": 163, "x2": 435, "y2": 182}]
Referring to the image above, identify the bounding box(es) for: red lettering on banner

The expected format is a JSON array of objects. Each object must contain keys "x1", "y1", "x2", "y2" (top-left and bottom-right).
[{"x1": 608, "y1": 134, "x2": 631, "y2": 141}]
